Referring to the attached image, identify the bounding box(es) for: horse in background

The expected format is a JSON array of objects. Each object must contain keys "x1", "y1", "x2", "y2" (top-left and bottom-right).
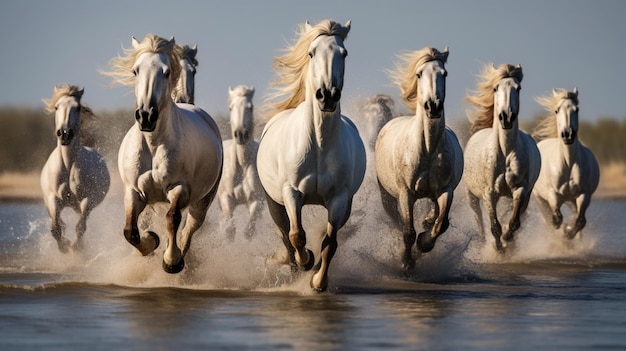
[
  {"x1": 257, "y1": 20, "x2": 366, "y2": 291},
  {"x1": 217, "y1": 85, "x2": 264, "y2": 240},
  {"x1": 172, "y1": 44, "x2": 198, "y2": 104},
  {"x1": 360, "y1": 94, "x2": 396, "y2": 151},
  {"x1": 102, "y1": 34, "x2": 223, "y2": 273},
  {"x1": 532, "y1": 87, "x2": 599, "y2": 240},
  {"x1": 375, "y1": 47, "x2": 463, "y2": 270},
  {"x1": 463, "y1": 64, "x2": 540, "y2": 252},
  {"x1": 40, "y1": 84, "x2": 110, "y2": 253}
]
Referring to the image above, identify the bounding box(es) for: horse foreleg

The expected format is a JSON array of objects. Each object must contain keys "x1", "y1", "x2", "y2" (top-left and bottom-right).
[
  {"x1": 162, "y1": 183, "x2": 189, "y2": 274},
  {"x1": 397, "y1": 191, "x2": 416, "y2": 271},
  {"x1": 484, "y1": 193, "x2": 504, "y2": 252},
  {"x1": 535, "y1": 194, "x2": 557, "y2": 229},
  {"x1": 311, "y1": 191, "x2": 351, "y2": 292},
  {"x1": 72, "y1": 198, "x2": 91, "y2": 251},
  {"x1": 123, "y1": 188, "x2": 159, "y2": 256},
  {"x1": 503, "y1": 186, "x2": 528, "y2": 244},
  {"x1": 265, "y1": 191, "x2": 295, "y2": 266},
  {"x1": 282, "y1": 186, "x2": 313, "y2": 270},
  {"x1": 565, "y1": 194, "x2": 590, "y2": 239},
  {"x1": 180, "y1": 183, "x2": 219, "y2": 257},
  {"x1": 244, "y1": 196, "x2": 263, "y2": 240},
  {"x1": 47, "y1": 197, "x2": 70, "y2": 253},
  {"x1": 418, "y1": 190, "x2": 452, "y2": 253},
  {"x1": 219, "y1": 193, "x2": 236, "y2": 241}
]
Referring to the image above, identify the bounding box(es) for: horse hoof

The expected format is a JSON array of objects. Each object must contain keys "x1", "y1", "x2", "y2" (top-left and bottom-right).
[
  {"x1": 162, "y1": 258, "x2": 185, "y2": 274},
  {"x1": 146, "y1": 231, "x2": 160, "y2": 250},
  {"x1": 417, "y1": 232, "x2": 435, "y2": 253},
  {"x1": 310, "y1": 271, "x2": 327, "y2": 292},
  {"x1": 57, "y1": 238, "x2": 71, "y2": 254},
  {"x1": 301, "y1": 249, "x2": 315, "y2": 271}
]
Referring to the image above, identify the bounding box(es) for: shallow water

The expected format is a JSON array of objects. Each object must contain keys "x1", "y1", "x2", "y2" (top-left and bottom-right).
[{"x1": 1, "y1": 183, "x2": 626, "y2": 350}]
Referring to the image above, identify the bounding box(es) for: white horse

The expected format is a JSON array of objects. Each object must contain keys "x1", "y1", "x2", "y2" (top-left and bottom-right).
[
  {"x1": 375, "y1": 47, "x2": 463, "y2": 269},
  {"x1": 172, "y1": 44, "x2": 198, "y2": 104},
  {"x1": 463, "y1": 64, "x2": 541, "y2": 252},
  {"x1": 217, "y1": 85, "x2": 264, "y2": 240},
  {"x1": 360, "y1": 94, "x2": 396, "y2": 151},
  {"x1": 257, "y1": 20, "x2": 366, "y2": 291},
  {"x1": 532, "y1": 87, "x2": 600, "y2": 239},
  {"x1": 40, "y1": 84, "x2": 110, "y2": 253},
  {"x1": 102, "y1": 34, "x2": 223, "y2": 273}
]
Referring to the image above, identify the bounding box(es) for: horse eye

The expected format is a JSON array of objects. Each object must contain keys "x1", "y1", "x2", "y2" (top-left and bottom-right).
[
  {"x1": 416, "y1": 72, "x2": 422, "y2": 79},
  {"x1": 133, "y1": 69, "x2": 138, "y2": 76},
  {"x1": 308, "y1": 52, "x2": 313, "y2": 59},
  {"x1": 163, "y1": 69, "x2": 170, "y2": 78},
  {"x1": 443, "y1": 71, "x2": 448, "y2": 78},
  {"x1": 493, "y1": 85, "x2": 498, "y2": 92},
  {"x1": 574, "y1": 106, "x2": 579, "y2": 113}
]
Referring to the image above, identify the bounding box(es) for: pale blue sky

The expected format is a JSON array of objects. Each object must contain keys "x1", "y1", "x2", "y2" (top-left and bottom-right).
[{"x1": 1, "y1": 0, "x2": 624, "y2": 121}]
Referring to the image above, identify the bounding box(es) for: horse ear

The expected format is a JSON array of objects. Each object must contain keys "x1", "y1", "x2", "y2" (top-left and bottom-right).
[
  {"x1": 249, "y1": 86, "x2": 255, "y2": 98},
  {"x1": 516, "y1": 64, "x2": 522, "y2": 69},
  {"x1": 573, "y1": 87, "x2": 579, "y2": 96},
  {"x1": 190, "y1": 44, "x2": 198, "y2": 57},
  {"x1": 344, "y1": 20, "x2": 352, "y2": 31},
  {"x1": 77, "y1": 87, "x2": 85, "y2": 99},
  {"x1": 131, "y1": 36, "x2": 140, "y2": 49},
  {"x1": 169, "y1": 36, "x2": 176, "y2": 45},
  {"x1": 228, "y1": 86, "x2": 234, "y2": 95},
  {"x1": 305, "y1": 21, "x2": 313, "y2": 31},
  {"x1": 442, "y1": 46, "x2": 449, "y2": 60},
  {"x1": 552, "y1": 88, "x2": 559, "y2": 96}
]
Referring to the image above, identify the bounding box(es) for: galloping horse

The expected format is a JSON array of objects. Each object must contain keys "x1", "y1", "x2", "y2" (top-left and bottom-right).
[
  {"x1": 463, "y1": 64, "x2": 540, "y2": 252},
  {"x1": 172, "y1": 44, "x2": 198, "y2": 104},
  {"x1": 102, "y1": 34, "x2": 223, "y2": 273},
  {"x1": 375, "y1": 47, "x2": 463, "y2": 269},
  {"x1": 217, "y1": 85, "x2": 264, "y2": 240},
  {"x1": 533, "y1": 87, "x2": 599, "y2": 239},
  {"x1": 360, "y1": 94, "x2": 396, "y2": 151},
  {"x1": 40, "y1": 84, "x2": 110, "y2": 253},
  {"x1": 257, "y1": 20, "x2": 366, "y2": 291}
]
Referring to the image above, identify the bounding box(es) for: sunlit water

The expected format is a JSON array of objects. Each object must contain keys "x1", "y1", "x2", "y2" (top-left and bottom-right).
[{"x1": 1, "y1": 178, "x2": 626, "y2": 350}]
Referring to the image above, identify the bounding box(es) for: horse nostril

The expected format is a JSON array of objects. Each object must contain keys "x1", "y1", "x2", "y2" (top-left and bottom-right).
[
  {"x1": 135, "y1": 109, "x2": 142, "y2": 121},
  {"x1": 332, "y1": 89, "x2": 341, "y2": 102},
  {"x1": 316, "y1": 89, "x2": 324, "y2": 101},
  {"x1": 499, "y1": 113, "x2": 504, "y2": 121},
  {"x1": 57, "y1": 130, "x2": 62, "y2": 137}
]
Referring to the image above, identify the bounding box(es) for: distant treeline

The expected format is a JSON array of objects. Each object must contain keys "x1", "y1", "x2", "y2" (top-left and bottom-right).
[{"x1": 0, "y1": 106, "x2": 624, "y2": 173}]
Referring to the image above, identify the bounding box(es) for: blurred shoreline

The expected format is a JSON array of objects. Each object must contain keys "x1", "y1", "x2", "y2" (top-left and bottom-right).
[{"x1": 2, "y1": 163, "x2": 626, "y2": 203}]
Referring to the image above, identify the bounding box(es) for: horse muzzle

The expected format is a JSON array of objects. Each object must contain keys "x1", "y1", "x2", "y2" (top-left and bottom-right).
[
  {"x1": 316, "y1": 87, "x2": 341, "y2": 112},
  {"x1": 498, "y1": 111, "x2": 517, "y2": 130},
  {"x1": 135, "y1": 107, "x2": 159, "y2": 132},
  {"x1": 424, "y1": 99, "x2": 443, "y2": 118},
  {"x1": 234, "y1": 129, "x2": 250, "y2": 145},
  {"x1": 561, "y1": 127, "x2": 577, "y2": 145},
  {"x1": 57, "y1": 128, "x2": 74, "y2": 145}
]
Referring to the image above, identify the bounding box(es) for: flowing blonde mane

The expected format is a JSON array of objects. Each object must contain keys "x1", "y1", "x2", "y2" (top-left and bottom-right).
[
  {"x1": 176, "y1": 44, "x2": 198, "y2": 66},
  {"x1": 262, "y1": 19, "x2": 350, "y2": 120},
  {"x1": 388, "y1": 47, "x2": 448, "y2": 112},
  {"x1": 465, "y1": 63, "x2": 524, "y2": 134},
  {"x1": 533, "y1": 88, "x2": 579, "y2": 140},
  {"x1": 101, "y1": 34, "x2": 181, "y2": 89}
]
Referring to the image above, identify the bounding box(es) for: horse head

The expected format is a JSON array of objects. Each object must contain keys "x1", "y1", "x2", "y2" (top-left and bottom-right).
[
  {"x1": 493, "y1": 65, "x2": 522, "y2": 130},
  {"x1": 174, "y1": 44, "x2": 197, "y2": 104},
  {"x1": 228, "y1": 85, "x2": 255, "y2": 145},
  {"x1": 132, "y1": 36, "x2": 177, "y2": 132},
  {"x1": 556, "y1": 87, "x2": 579, "y2": 145},
  {"x1": 53, "y1": 87, "x2": 83, "y2": 146},
  {"x1": 307, "y1": 21, "x2": 350, "y2": 112},
  {"x1": 417, "y1": 47, "x2": 448, "y2": 119}
]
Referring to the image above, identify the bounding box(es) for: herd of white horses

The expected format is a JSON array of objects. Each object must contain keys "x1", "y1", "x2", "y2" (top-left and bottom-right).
[{"x1": 39, "y1": 20, "x2": 599, "y2": 292}]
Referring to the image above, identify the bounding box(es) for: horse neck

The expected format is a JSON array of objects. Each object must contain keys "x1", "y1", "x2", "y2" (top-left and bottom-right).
[
  {"x1": 144, "y1": 103, "x2": 177, "y2": 151},
  {"x1": 559, "y1": 138, "x2": 581, "y2": 166},
  {"x1": 492, "y1": 117, "x2": 518, "y2": 155},
  {"x1": 310, "y1": 100, "x2": 342, "y2": 149},
  {"x1": 415, "y1": 107, "x2": 446, "y2": 154},
  {"x1": 235, "y1": 139, "x2": 256, "y2": 166},
  {"x1": 59, "y1": 136, "x2": 81, "y2": 170}
]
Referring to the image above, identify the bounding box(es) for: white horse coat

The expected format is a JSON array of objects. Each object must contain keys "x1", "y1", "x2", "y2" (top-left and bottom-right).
[
  {"x1": 41, "y1": 85, "x2": 110, "y2": 252},
  {"x1": 533, "y1": 87, "x2": 599, "y2": 239}
]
